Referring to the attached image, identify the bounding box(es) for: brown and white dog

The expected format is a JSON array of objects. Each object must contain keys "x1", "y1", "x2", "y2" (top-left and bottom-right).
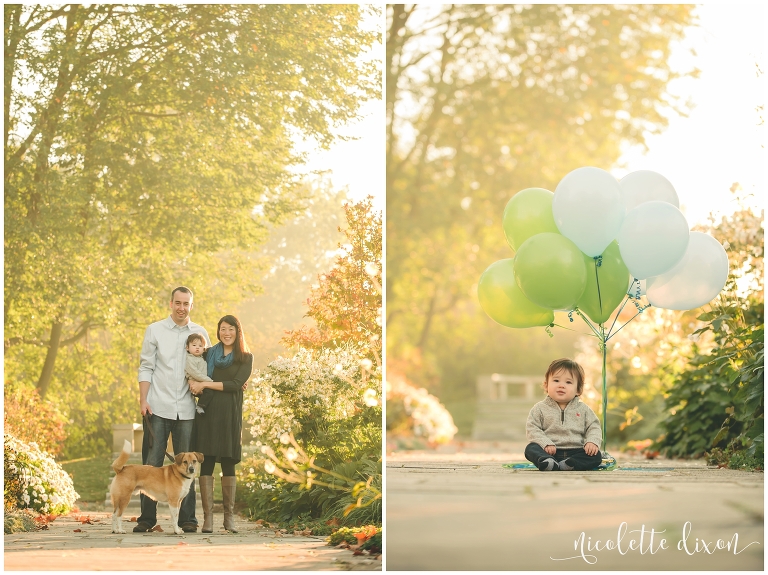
[{"x1": 110, "y1": 439, "x2": 203, "y2": 535}]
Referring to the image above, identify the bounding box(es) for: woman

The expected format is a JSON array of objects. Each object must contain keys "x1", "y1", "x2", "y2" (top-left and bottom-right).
[{"x1": 188, "y1": 315, "x2": 253, "y2": 533}]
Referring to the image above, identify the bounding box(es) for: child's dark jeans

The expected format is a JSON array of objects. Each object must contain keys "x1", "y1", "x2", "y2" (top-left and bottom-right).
[
  {"x1": 196, "y1": 389, "x2": 214, "y2": 411},
  {"x1": 524, "y1": 442, "x2": 602, "y2": 471}
]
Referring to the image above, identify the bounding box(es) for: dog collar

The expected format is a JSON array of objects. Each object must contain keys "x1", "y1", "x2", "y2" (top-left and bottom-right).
[{"x1": 180, "y1": 473, "x2": 194, "y2": 479}]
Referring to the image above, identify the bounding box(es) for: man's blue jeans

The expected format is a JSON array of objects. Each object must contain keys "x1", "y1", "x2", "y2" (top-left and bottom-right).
[{"x1": 136, "y1": 415, "x2": 197, "y2": 527}]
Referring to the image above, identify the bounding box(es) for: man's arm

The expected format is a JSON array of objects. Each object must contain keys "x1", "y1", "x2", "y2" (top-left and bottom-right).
[
  {"x1": 139, "y1": 381, "x2": 152, "y2": 415},
  {"x1": 137, "y1": 326, "x2": 156, "y2": 415}
]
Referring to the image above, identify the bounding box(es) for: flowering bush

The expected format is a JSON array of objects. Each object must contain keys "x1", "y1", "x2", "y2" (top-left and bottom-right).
[
  {"x1": 4, "y1": 433, "x2": 79, "y2": 515},
  {"x1": 240, "y1": 346, "x2": 381, "y2": 523},
  {"x1": 328, "y1": 524, "x2": 381, "y2": 546},
  {"x1": 245, "y1": 346, "x2": 381, "y2": 456},
  {"x1": 386, "y1": 376, "x2": 458, "y2": 444}
]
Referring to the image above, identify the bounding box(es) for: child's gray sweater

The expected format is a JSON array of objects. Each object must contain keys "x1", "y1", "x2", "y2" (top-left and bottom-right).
[
  {"x1": 526, "y1": 396, "x2": 602, "y2": 449},
  {"x1": 185, "y1": 353, "x2": 212, "y2": 382}
]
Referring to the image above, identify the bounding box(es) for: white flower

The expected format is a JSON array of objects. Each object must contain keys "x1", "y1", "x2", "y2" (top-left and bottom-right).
[
  {"x1": 279, "y1": 433, "x2": 291, "y2": 445},
  {"x1": 249, "y1": 468, "x2": 255, "y2": 474},
  {"x1": 286, "y1": 448, "x2": 297, "y2": 461},
  {"x1": 264, "y1": 461, "x2": 276, "y2": 474},
  {"x1": 363, "y1": 388, "x2": 378, "y2": 407},
  {"x1": 364, "y1": 262, "x2": 378, "y2": 277},
  {"x1": 359, "y1": 358, "x2": 373, "y2": 370}
]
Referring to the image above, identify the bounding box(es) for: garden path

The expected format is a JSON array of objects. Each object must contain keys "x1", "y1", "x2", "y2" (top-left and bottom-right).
[
  {"x1": 4, "y1": 511, "x2": 381, "y2": 571},
  {"x1": 386, "y1": 441, "x2": 763, "y2": 571}
]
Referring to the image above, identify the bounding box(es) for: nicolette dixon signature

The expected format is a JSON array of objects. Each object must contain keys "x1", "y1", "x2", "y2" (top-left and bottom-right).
[{"x1": 551, "y1": 522, "x2": 760, "y2": 564}]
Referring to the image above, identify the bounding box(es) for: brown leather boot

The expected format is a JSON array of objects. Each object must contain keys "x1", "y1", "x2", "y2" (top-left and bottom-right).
[
  {"x1": 221, "y1": 476, "x2": 238, "y2": 533},
  {"x1": 199, "y1": 475, "x2": 214, "y2": 533}
]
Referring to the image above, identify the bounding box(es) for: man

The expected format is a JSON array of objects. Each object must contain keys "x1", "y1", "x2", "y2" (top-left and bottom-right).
[{"x1": 134, "y1": 286, "x2": 210, "y2": 533}]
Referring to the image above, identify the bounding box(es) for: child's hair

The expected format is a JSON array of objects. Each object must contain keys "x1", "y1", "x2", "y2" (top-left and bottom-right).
[
  {"x1": 186, "y1": 333, "x2": 206, "y2": 348},
  {"x1": 543, "y1": 358, "x2": 586, "y2": 395}
]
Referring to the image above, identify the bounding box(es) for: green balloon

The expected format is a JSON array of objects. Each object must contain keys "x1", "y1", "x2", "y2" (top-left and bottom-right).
[
  {"x1": 514, "y1": 233, "x2": 587, "y2": 310},
  {"x1": 577, "y1": 241, "x2": 630, "y2": 324},
  {"x1": 502, "y1": 188, "x2": 560, "y2": 252},
  {"x1": 478, "y1": 259, "x2": 555, "y2": 328}
]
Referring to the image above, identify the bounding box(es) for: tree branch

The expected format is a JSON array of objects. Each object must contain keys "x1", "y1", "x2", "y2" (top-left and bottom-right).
[{"x1": 4, "y1": 320, "x2": 95, "y2": 349}]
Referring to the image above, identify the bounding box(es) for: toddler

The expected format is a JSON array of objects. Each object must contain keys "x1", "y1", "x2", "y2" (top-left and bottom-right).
[
  {"x1": 185, "y1": 333, "x2": 213, "y2": 414},
  {"x1": 524, "y1": 358, "x2": 602, "y2": 471}
]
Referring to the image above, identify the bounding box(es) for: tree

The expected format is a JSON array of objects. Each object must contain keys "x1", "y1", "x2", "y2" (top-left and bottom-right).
[
  {"x1": 385, "y1": 5, "x2": 696, "y2": 418},
  {"x1": 235, "y1": 178, "x2": 349, "y2": 369},
  {"x1": 283, "y1": 197, "x2": 382, "y2": 360},
  {"x1": 4, "y1": 4, "x2": 378, "y2": 397}
]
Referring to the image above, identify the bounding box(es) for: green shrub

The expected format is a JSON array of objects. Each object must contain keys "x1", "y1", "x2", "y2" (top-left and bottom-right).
[
  {"x1": 656, "y1": 295, "x2": 763, "y2": 460},
  {"x1": 4, "y1": 509, "x2": 38, "y2": 534},
  {"x1": 327, "y1": 525, "x2": 380, "y2": 546},
  {"x1": 328, "y1": 526, "x2": 360, "y2": 546},
  {"x1": 241, "y1": 347, "x2": 381, "y2": 524},
  {"x1": 360, "y1": 531, "x2": 382, "y2": 554},
  {"x1": 4, "y1": 433, "x2": 79, "y2": 515}
]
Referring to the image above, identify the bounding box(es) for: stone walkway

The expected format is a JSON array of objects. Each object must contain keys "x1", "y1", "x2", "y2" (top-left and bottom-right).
[
  {"x1": 386, "y1": 443, "x2": 763, "y2": 571},
  {"x1": 4, "y1": 512, "x2": 381, "y2": 571}
]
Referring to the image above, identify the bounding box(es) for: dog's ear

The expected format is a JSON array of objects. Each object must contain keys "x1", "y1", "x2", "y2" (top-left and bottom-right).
[
  {"x1": 175, "y1": 453, "x2": 184, "y2": 465},
  {"x1": 195, "y1": 452, "x2": 205, "y2": 462}
]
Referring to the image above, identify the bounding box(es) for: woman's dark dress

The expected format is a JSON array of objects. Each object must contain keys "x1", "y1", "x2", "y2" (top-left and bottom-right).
[{"x1": 194, "y1": 352, "x2": 253, "y2": 463}]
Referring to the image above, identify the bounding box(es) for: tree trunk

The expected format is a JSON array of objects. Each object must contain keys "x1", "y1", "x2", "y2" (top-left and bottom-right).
[
  {"x1": 416, "y1": 287, "x2": 438, "y2": 351},
  {"x1": 36, "y1": 322, "x2": 63, "y2": 398}
]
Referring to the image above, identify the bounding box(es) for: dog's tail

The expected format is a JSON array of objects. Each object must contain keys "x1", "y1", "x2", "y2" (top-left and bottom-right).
[{"x1": 112, "y1": 439, "x2": 132, "y2": 474}]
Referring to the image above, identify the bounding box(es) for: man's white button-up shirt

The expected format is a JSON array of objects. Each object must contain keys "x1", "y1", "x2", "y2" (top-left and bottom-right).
[{"x1": 138, "y1": 316, "x2": 211, "y2": 420}]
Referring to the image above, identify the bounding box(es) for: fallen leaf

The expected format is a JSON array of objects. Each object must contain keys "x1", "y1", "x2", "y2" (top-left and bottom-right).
[
  {"x1": 353, "y1": 550, "x2": 364, "y2": 556},
  {"x1": 293, "y1": 529, "x2": 312, "y2": 536},
  {"x1": 73, "y1": 529, "x2": 82, "y2": 533},
  {"x1": 325, "y1": 517, "x2": 341, "y2": 527},
  {"x1": 268, "y1": 522, "x2": 279, "y2": 529},
  {"x1": 74, "y1": 516, "x2": 94, "y2": 524},
  {"x1": 255, "y1": 519, "x2": 265, "y2": 525},
  {"x1": 151, "y1": 525, "x2": 164, "y2": 532},
  {"x1": 129, "y1": 517, "x2": 137, "y2": 522},
  {"x1": 177, "y1": 542, "x2": 188, "y2": 546}
]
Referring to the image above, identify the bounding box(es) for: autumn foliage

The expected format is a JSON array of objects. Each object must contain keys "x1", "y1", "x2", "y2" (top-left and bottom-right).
[
  {"x1": 4, "y1": 385, "x2": 67, "y2": 457},
  {"x1": 282, "y1": 197, "x2": 382, "y2": 357}
]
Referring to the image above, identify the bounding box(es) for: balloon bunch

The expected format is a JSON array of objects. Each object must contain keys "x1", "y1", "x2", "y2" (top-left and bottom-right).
[{"x1": 479, "y1": 167, "x2": 729, "y2": 449}]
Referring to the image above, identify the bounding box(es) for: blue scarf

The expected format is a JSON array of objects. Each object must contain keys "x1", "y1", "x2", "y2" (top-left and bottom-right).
[{"x1": 206, "y1": 342, "x2": 234, "y2": 378}]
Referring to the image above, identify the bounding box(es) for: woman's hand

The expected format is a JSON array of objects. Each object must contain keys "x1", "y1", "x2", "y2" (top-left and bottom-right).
[{"x1": 188, "y1": 380, "x2": 207, "y2": 396}]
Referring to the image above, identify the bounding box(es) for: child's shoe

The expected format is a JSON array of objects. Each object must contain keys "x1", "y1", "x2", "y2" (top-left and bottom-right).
[
  {"x1": 537, "y1": 457, "x2": 558, "y2": 471},
  {"x1": 558, "y1": 459, "x2": 574, "y2": 471}
]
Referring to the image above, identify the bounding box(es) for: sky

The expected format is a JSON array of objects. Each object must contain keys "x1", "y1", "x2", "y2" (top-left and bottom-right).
[
  {"x1": 614, "y1": 3, "x2": 765, "y2": 227},
  {"x1": 295, "y1": 8, "x2": 384, "y2": 209}
]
